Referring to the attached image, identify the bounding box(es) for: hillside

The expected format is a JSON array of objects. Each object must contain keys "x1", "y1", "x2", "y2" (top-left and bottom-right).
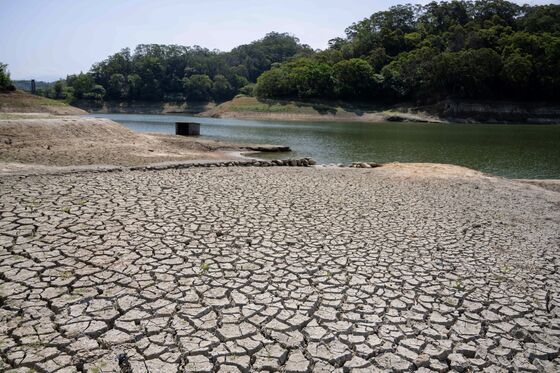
[
  {"x1": 0, "y1": 90, "x2": 87, "y2": 115},
  {"x1": 37, "y1": 2, "x2": 558, "y2": 109}
]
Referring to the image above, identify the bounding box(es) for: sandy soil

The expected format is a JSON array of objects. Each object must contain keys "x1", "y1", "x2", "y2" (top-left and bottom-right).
[
  {"x1": 0, "y1": 115, "x2": 288, "y2": 172},
  {"x1": 374, "y1": 163, "x2": 560, "y2": 192}
]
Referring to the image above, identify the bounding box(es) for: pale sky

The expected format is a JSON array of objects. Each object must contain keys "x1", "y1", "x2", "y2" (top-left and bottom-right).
[{"x1": 0, "y1": 0, "x2": 556, "y2": 80}]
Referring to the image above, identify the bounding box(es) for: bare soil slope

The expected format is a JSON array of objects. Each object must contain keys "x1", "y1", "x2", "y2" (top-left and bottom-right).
[
  {"x1": 201, "y1": 96, "x2": 442, "y2": 123},
  {"x1": 0, "y1": 90, "x2": 87, "y2": 115},
  {"x1": 0, "y1": 116, "x2": 259, "y2": 169}
]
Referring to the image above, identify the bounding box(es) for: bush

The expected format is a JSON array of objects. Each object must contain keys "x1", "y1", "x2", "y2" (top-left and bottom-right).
[
  {"x1": 239, "y1": 83, "x2": 255, "y2": 96},
  {"x1": 0, "y1": 62, "x2": 12, "y2": 90}
]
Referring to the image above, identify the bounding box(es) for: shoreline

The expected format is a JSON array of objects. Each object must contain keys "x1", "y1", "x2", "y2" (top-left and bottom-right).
[
  {"x1": 0, "y1": 113, "x2": 292, "y2": 171},
  {"x1": 2, "y1": 156, "x2": 560, "y2": 194},
  {"x1": 77, "y1": 96, "x2": 560, "y2": 125},
  {"x1": 199, "y1": 96, "x2": 560, "y2": 125},
  {"x1": 198, "y1": 109, "x2": 444, "y2": 124},
  {"x1": 1, "y1": 113, "x2": 559, "y2": 181}
]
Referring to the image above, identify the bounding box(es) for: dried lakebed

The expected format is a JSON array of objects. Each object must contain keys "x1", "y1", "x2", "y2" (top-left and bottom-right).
[{"x1": 0, "y1": 166, "x2": 559, "y2": 372}]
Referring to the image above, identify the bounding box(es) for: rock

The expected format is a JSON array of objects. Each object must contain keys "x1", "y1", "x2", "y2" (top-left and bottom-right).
[
  {"x1": 285, "y1": 350, "x2": 311, "y2": 373},
  {"x1": 186, "y1": 355, "x2": 214, "y2": 372},
  {"x1": 448, "y1": 353, "x2": 469, "y2": 372},
  {"x1": 374, "y1": 353, "x2": 413, "y2": 372},
  {"x1": 386, "y1": 115, "x2": 405, "y2": 122}
]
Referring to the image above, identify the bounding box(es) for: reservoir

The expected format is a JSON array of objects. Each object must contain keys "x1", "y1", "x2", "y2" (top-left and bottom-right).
[{"x1": 89, "y1": 113, "x2": 560, "y2": 179}]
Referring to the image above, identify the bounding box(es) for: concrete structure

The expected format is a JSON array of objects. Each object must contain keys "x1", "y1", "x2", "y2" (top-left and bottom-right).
[{"x1": 175, "y1": 122, "x2": 200, "y2": 136}]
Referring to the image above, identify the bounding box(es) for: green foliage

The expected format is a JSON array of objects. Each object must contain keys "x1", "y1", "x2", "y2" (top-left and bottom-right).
[
  {"x1": 333, "y1": 59, "x2": 381, "y2": 99},
  {"x1": 66, "y1": 73, "x2": 95, "y2": 99},
  {"x1": 183, "y1": 74, "x2": 213, "y2": 101},
  {"x1": 64, "y1": 32, "x2": 308, "y2": 103},
  {"x1": 107, "y1": 73, "x2": 127, "y2": 99},
  {"x1": 238, "y1": 83, "x2": 256, "y2": 96},
  {"x1": 256, "y1": 1, "x2": 560, "y2": 102},
  {"x1": 54, "y1": 81, "x2": 64, "y2": 99},
  {"x1": 0, "y1": 63, "x2": 14, "y2": 91},
  {"x1": 211, "y1": 74, "x2": 235, "y2": 102},
  {"x1": 292, "y1": 59, "x2": 335, "y2": 99},
  {"x1": 90, "y1": 85, "x2": 106, "y2": 100},
  {"x1": 254, "y1": 67, "x2": 295, "y2": 99},
  {"x1": 41, "y1": 2, "x2": 560, "y2": 104}
]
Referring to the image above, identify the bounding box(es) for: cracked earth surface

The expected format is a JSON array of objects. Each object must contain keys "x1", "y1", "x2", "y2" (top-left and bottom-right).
[{"x1": 0, "y1": 167, "x2": 559, "y2": 372}]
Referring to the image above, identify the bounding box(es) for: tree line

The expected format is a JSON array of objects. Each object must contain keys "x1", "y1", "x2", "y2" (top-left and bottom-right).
[
  {"x1": 10, "y1": 1, "x2": 560, "y2": 104},
  {"x1": 255, "y1": 1, "x2": 560, "y2": 102},
  {"x1": 34, "y1": 32, "x2": 312, "y2": 103}
]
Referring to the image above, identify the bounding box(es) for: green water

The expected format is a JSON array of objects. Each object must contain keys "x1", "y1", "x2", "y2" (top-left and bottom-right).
[{"x1": 91, "y1": 113, "x2": 560, "y2": 179}]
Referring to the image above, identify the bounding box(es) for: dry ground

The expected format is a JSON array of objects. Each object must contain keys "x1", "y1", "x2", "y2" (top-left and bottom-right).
[
  {"x1": 0, "y1": 115, "x2": 288, "y2": 174},
  {"x1": 0, "y1": 165, "x2": 559, "y2": 372},
  {"x1": 0, "y1": 91, "x2": 86, "y2": 115}
]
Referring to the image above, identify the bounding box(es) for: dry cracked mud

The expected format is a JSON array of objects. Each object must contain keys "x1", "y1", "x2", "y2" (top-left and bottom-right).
[{"x1": 0, "y1": 166, "x2": 559, "y2": 372}]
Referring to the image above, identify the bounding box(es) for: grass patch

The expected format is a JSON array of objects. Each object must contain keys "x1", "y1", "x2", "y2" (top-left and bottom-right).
[
  {"x1": 0, "y1": 90, "x2": 72, "y2": 111},
  {"x1": 212, "y1": 95, "x2": 392, "y2": 117}
]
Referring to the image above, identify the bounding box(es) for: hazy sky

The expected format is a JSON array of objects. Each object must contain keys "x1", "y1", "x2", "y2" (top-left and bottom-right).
[{"x1": 0, "y1": 0, "x2": 556, "y2": 80}]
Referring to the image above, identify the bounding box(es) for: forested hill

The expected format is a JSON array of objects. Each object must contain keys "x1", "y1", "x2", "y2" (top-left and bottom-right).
[
  {"x1": 41, "y1": 33, "x2": 312, "y2": 103},
  {"x1": 255, "y1": 1, "x2": 560, "y2": 102},
  {"x1": 29, "y1": 1, "x2": 560, "y2": 105}
]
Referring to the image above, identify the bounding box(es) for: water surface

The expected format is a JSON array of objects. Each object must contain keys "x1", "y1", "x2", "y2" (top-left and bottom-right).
[{"x1": 89, "y1": 113, "x2": 560, "y2": 179}]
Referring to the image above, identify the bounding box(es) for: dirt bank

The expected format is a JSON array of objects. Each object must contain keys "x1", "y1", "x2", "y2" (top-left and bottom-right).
[
  {"x1": 199, "y1": 96, "x2": 560, "y2": 124},
  {"x1": 0, "y1": 90, "x2": 87, "y2": 115},
  {"x1": 75, "y1": 99, "x2": 215, "y2": 115},
  {"x1": 200, "y1": 96, "x2": 442, "y2": 123},
  {"x1": 0, "y1": 115, "x2": 288, "y2": 170},
  {"x1": 424, "y1": 100, "x2": 560, "y2": 124}
]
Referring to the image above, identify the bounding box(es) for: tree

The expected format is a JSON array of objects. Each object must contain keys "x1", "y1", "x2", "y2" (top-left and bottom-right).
[
  {"x1": 54, "y1": 80, "x2": 64, "y2": 99},
  {"x1": 239, "y1": 83, "x2": 255, "y2": 96},
  {"x1": 228, "y1": 32, "x2": 312, "y2": 81},
  {"x1": 432, "y1": 48, "x2": 503, "y2": 98},
  {"x1": 0, "y1": 63, "x2": 14, "y2": 91},
  {"x1": 107, "y1": 73, "x2": 127, "y2": 99},
  {"x1": 501, "y1": 48, "x2": 533, "y2": 95},
  {"x1": 211, "y1": 75, "x2": 234, "y2": 102},
  {"x1": 127, "y1": 74, "x2": 142, "y2": 100},
  {"x1": 67, "y1": 73, "x2": 95, "y2": 99},
  {"x1": 254, "y1": 67, "x2": 295, "y2": 99},
  {"x1": 91, "y1": 85, "x2": 106, "y2": 100},
  {"x1": 381, "y1": 47, "x2": 439, "y2": 99},
  {"x1": 184, "y1": 74, "x2": 213, "y2": 101},
  {"x1": 333, "y1": 59, "x2": 380, "y2": 99},
  {"x1": 291, "y1": 61, "x2": 335, "y2": 99},
  {"x1": 520, "y1": 5, "x2": 560, "y2": 33}
]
